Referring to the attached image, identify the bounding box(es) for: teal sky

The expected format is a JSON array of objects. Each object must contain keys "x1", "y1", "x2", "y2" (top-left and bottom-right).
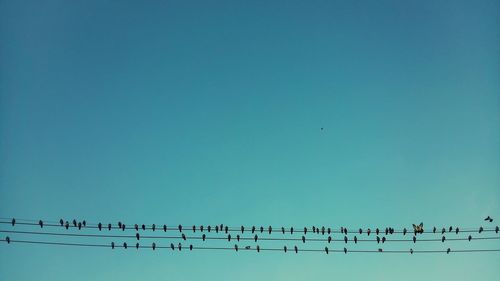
[{"x1": 1, "y1": 0, "x2": 499, "y2": 280}]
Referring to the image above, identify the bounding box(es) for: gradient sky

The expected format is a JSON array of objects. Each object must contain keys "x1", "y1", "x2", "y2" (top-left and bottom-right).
[{"x1": 1, "y1": 0, "x2": 499, "y2": 280}]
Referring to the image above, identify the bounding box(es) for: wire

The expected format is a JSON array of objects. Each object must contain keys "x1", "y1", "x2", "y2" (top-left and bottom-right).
[
  {"x1": 1, "y1": 238, "x2": 499, "y2": 254},
  {"x1": 1, "y1": 229, "x2": 499, "y2": 243}
]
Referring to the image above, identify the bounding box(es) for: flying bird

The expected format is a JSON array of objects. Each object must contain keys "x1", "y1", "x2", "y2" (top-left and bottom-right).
[
  {"x1": 484, "y1": 216, "x2": 493, "y2": 222},
  {"x1": 412, "y1": 223, "x2": 424, "y2": 234}
]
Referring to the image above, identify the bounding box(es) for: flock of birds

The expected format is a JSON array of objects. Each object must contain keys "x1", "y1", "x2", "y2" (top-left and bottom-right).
[{"x1": 1, "y1": 216, "x2": 498, "y2": 255}]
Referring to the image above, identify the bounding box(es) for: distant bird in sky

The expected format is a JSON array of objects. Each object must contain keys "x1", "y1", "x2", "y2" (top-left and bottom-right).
[{"x1": 484, "y1": 216, "x2": 493, "y2": 222}]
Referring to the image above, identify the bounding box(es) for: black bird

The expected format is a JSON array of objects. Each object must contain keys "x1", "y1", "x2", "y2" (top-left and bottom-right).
[
  {"x1": 6, "y1": 236, "x2": 10, "y2": 244},
  {"x1": 354, "y1": 236, "x2": 358, "y2": 244},
  {"x1": 257, "y1": 245, "x2": 260, "y2": 252},
  {"x1": 123, "y1": 242, "x2": 128, "y2": 249},
  {"x1": 121, "y1": 224, "x2": 125, "y2": 231},
  {"x1": 442, "y1": 236, "x2": 446, "y2": 242},
  {"x1": 163, "y1": 225, "x2": 167, "y2": 232},
  {"x1": 260, "y1": 226, "x2": 264, "y2": 233},
  {"x1": 328, "y1": 236, "x2": 332, "y2": 243},
  {"x1": 378, "y1": 248, "x2": 383, "y2": 252},
  {"x1": 142, "y1": 224, "x2": 146, "y2": 231},
  {"x1": 344, "y1": 227, "x2": 348, "y2": 235},
  {"x1": 73, "y1": 219, "x2": 77, "y2": 227},
  {"x1": 39, "y1": 220, "x2": 43, "y2": 228},
  {"x1": 215, "y1": 226, "x2": 219, "y2": 233},
  {"x1": 136, "y1": 233, "x2": 140, "y2": 240},
  {"x1": 111, "y1": 242, "x2": 115, "y2": 249},
  {"x1": 234, "y1": 244, "x2": 238, "y2": 252},
  {"x1": 413, "y1": 223, "x2": 424, "y2": 234},
  {"x1": 389, "y1": 228, "x2": 394, "y2": 235},
  {"x1": 254, "y1": 235, "x2": 258, "y2": 242},
  {"x1": 284, "y1": 246, "x2": 287, "y2": 253},
  {"x1": 302, "y1": 236, "x2": 306, "y2": 243},
  {"x1": 344, "y1": 236, "x2": 348, "y2": 244},
  {"x1": 268, "y1": 226, "x2": 272, "y2": 234},
  {"x1": 108, "y1": 223, "x2": 112, "y2": 231},
  {"x1": 178, "y1": 225, "x2": 182, "y2": 232},
  {"x1": 225, "y1": 226, "x2": 229, "y2": 233},
  {"x1": 59, "y1": 219, "x2": 64, "y2": 226},
  {"x1": 382, "y1": 237, "x2": 386, "y2": 243},
  {"x1": 385, "y1": 228, "x2": 389, "y2": 235},
  {"x1": 367, "y1": 229, "x2": 371, "y2": 236},
  {"x1": 135, "y1": 224, "x2": 139, "y2": 231},
  {"x1": 152, "y1": 224, "x2": 156, "y2": 231},
  {"x1": 433, "y1": 227, "x2": 436, "y2": 233},
  {"x1": 449, "y1": 226, "x2": 453, "y2": 232},
  {"x1": 413, "y1": 236, "x2": 416, "y2": 243},
  {"x1": 291, "y1": 227, "x2": 294, "y2": 235},
  {"x1": 252, "y1": 226, "x2": 255, "y2": 233},
  {"x1": 376, "y1": 236, "x2": 380, "y2": 243},
  {"x1": 78, "y1": 222, "x2": 82, "y2": 230},
  {"x1": 410, "y1": 248, "x2": 413, "y2": 254},
  {"x1": 190, "y1": 244, "x2": 193, "y2": 251},
  {"x1": 65, "y1": 222, "x2": 70, "y2": 230},
  {"x1": 359, "y1": 228, "x2": 363, "y2": 235},
  {"x1": 403, "y1": 228, "x2": 407, "y2": 235},
  {"x1": 313, "y1": 226, "x2": 316, "y2": 233},
  {"x1": 455, "y1": 227, "x2": 459, "y2": 234},
  {"x1": 376, "y1": 228, "x2": 380, "y2": 235},
  {"x1": 118, "y1": 222, "x2": 122, "y2": 229},
  {"x1": 484, "y1": 216, "x2": 493, "y2": 222},
  {"x1": 207, "y1": 226, "x2": 211, "y2": 232},
  {"x1": 304, "y1": 227, "x2": 307, "y2": 235},
  {"x1": 82, "y1": 220, "x2": 86, "y2": 227},
  {"x1": 479, "y1": 226, "x2": 484, "y2": 233},
  {"x1": 447, "y1": 248, "x2": 450, "y2": 254},
  {"x1": 237, "y1": 234, "x2": 240, "y2": 242},
  {"x1": 294, "y1": 246, "x2": 298, "y2": 253},
  {"x1": 441, "y1": 228, "x2": 446, "y2": 235},
  {"x1": 227, "y1": 234, "x2": 231, "y2": 241},
  {"x1": 11, "y1": 218, "x2": 15, "y2": 226},
  {"x1": 468, "y1": 235, "x2": 472, "y2": 241},
  {"x1": 322, "y1": 226, "x2": 325, "y2": 235},
  {"x1": 136, "y1": 243, "x2": 139, "y2": 250},
  {"x1": 202, "y1": 234, "x2": 206, "y2": 241},
  {"x1": 192, "y1": 225, "x2": 196, "y2": 232},
  {"x1": 282, "y1": 227, "x2": 285, "y2": 234},
  {"x1": 344, "y1": 247, "x2": 347, "y2": 254},
  {"x1": 496, "y1": 226, "x2": 499, "y2": 233},
  {"x1": 178, "y1": 243, "x2": 182, "y2": 251},
  {"x1": 241, "y1": 226, "x2": 245, "y2": 233},
  {"x1": 170, "y1": 243, "x2": 175, "y2": 250},
  {"x1": 182, "y1": 233, "x2": 187, "y2": 241},
  {"x1": 327, "y1": 228, "x2": 331, "y2": 234},
  {"x1": 325, "y1": 247, "x2": 329, "y2": 254},
  {"x1": 152, "y1": 243, "x2": 156, "y2": 250},
  {"x1": 245, "y1": 246, "x2": 251, "y2": 250},
  {"x1": 199, "y1": 225, "x2": 204, "y2": 232}
]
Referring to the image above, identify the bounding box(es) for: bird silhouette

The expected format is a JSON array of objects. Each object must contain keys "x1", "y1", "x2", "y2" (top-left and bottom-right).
[
  {"x1": 441, "y1": 228, "x2": 446, "y2": 235},
  {"x1": 78, "y1": 222, "x2": 82, "y2": 230},
  {"x1": 367, "y1": 229, "x2": 371, "y2": 236},
  {"x1": 268, "y1": 226, "x2": 272, "y2": 234},
  {"x1": 302, "y1": 236, "x2": 306, "y2": 243},
  {"x1": 382, "y1": 237, "x2": 386, "y2": 243},
  {"x1": 284, "y1": 246, "x2": 287, "y2": 253},
  {"x1": 192, "y1": 225, "x2": 196, "y2": 232},
  {"x1": 245, "y1": 246, "x2": 251, "y2": 250},
  {"x1": 448, "y1": 226, "x2": 453, "y2": 232},
  {"x1": 202, "y1": 234, "x2": 206, "y2": 241},
  {"x1": 325, "y1": 247, "x2": 329, "y2": 254},
  {"x1": 170, "y1": 243, "x2": 175, "y2": 250},
  {"x1": 121, "y1": 224, "x2": 125, "y2": 231},
  {"x1": 359, "y1": 228, "x2": 363, "y2": 235},
  {"x1": 111, "y1": 242, "x2": 115, "y2": 249},
  {"x1": 182, "y1": 233, "x2": 187, "y2": 241},
  {"x1": 6, "y1": 236, "x2": 10, "y2": 244},
  {"x1": 376, "y1": 236, "x2": 380, "y2": 243},
  {"x1": 344, "y1": 227, "x2": 348, "y2": 235},
  {"x1": 291, "y1": 227, "x2": 294, "y2": 235},
  {"x1": 123, "y1": 242, "x2": 127, "y2": 249},
  {"x1": 328, "y1": 236, "x2": 332, "y2": 243},
  {"x1": 376, "y1": 228, "x2": 380, "y2": 235},
  {"x1": 241, "y1": 226, "x2": 245, "y2": 233},
  {"x1": 59, "y1": 219, "x2": 64, "y2": 226},
  {"x1": 134, "y1": 224, "x2": 139, "y2": 231},
  {"x1": 447, "y1": 248, "x2": 450, "y2": 254},
  {"x1": 344, "y1": 247, "x2": 347, "y2": 254},
  {"x1": 152, "y1": 243, "x2": 156, "y2": 250},
  {"x1": 11, "y1": 218, "x2": 15, "y2": 226},
  {"x1": 65, "y1": 222, "x2": 70, "y2": 230},
  {"x1": 227, "y1": 234, "x2": 231, "y2": 241},
  {"x1": 39, "y1": 220, "x2": 43, "y2": 228},
  {"x1": 215, "y1": 226, "x2": 219, "y2": 233},
  {"x1": 163, "y1": 225, "x2": 167, "y2": 232},
  {"x1": 200, "y1": 225, "x2": 204, "y2": 232},
  {"x1": 327, "y1": 228, "x2": 331, "y2": 234},
  {"x1": 136, "y1": 243, "x2": 139, "y2": 250},
  {"x1": 344, "y1": 236, "x2": 348, "y2": 244},
  {"x1": 190, "y1": 244, "x2": 193, "y2": 251},
  {"x1": 322, "y1": 226, "x2": 326, "y2": 235},
  {"x1": 252, "y1": 226, "x2": 255, "y2": 233},
  {"x1": 73, "y1": 219, "x2": 77, "y2": 227},
  {"x1": 82, "y1": 220, "x2": 86, "y2": 227},
  {"x1": 260, "y1": 226, "x2": 264, "y2": 233},
  {"x1": 479, "y1": 226, "x2": 484, "y2": 233},
  {"x1": 178, "y1": 243, "x2": 182, "y2": 251},
  {"x1": 385, "y1": 228, "x2": 388, "y2": 235},
  {"x1": 354, "y1": 236, "x2": 358, "y2": 244},
  {"x1": 378, "y1": 248, "x2": 383, "y2": 252},
  {"x1": 433, "y1": 227, "x2": 436, "y2": 233},
  {"x1": 207, "y1": 226, "x2": 211, "y2": 232},
  {"x1": 234, "y1": 244, "x2": 238, "y2": 252},
  {"x1": 455, "y1": 228, "x2": 459, "y2": 234},
  {"x1": 178, "y1": 225, "x2": 182, "y2": 232},
  {"x1": 413, "y1": 236, "x2": 416, "y2": 243},
  {"x1": 313, "y1": 226, "x2": 316, "y2": 233},
  {"x1": 468, "y1": 235, "x2": 472, "y2": 241},
  {"x1": 403, "y1": 228, "x2": 407, "y2": 235},
  {"x1": 412, "y1": 223, "x2": 424, "y2": 234},
  {"x1": 294, "y1": 246, "x2": 298, "y2": 253},
  {"x1": 136, "y1": 233, "x2": 140, "y2": 240},
  {"x1": 282, "y1": 227, "x2": 285, "y2": 234},
  {"x1": 254, "y1": 234, "x2": 258, "y2": 242},
  {"x1": 108, "y1": 223, "x2": 112, "y2": 231},
  {"x1": 304, "y1": 227, "x2": 307, "y2": 235},
  {"x1": 225, "y1": 226, "x2": 229, "y2": 233},
  {"x1": 484, "y1": 216, "x2": 493, "y2": 222},
  {"x1": 237, "y1": 235, "x2": 240, "y2": 242},
  {"x1": 118, "y1": 222, "x2": 122, "y2": 229},
  {"x1": 496, "y1": 226, "x2": 499, "y2": 233},
  {"x1": 257, "y1": 245, "x2": 260, "y2": 252},
  {"x1": 410, "y1": 248, "x2": 413, "y2": 254},
  {"x1": 152, "y1": 224, "x2": 156, "y2": 231},
  {"x1": 442, "y1": 236, "x2": 446, "y2": 242}
]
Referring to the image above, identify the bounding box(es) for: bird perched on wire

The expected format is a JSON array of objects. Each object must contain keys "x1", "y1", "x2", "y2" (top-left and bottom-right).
[
  {"x1": 11, "y1": 218, "x2": 15, "y2": 226},
  {"x1": 178, "y1": 243, "x2": 182, "y2": 251},
  {"x1": 412, "y1": 223, "x2": 424, "y2": 234},
  {"x1": 294, "y1": 246, "x2": 298, "y2": 253},
  {"x1": 38, "y1": 220, "x2": 43, "y2": 228},
  {"x1": 245, "y1": 246, "x2": 251, "y2": 250},
  {"x1": 6, "y1": 236, "x2": 10, "y2": 244},
  {"x1": 484, "y1": 216, "x2": 493, "y2": 222},
  {"x1": 324, "y1": 247, "x2": 329, "y2": 254},
  {"x1": 59, "y1": 219, "x2": 64, "y2": 226}
]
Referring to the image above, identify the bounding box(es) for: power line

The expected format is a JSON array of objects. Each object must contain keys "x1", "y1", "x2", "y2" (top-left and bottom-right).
[{"x1": 2, "y1": 238, "x2": 499, "y2": 254}]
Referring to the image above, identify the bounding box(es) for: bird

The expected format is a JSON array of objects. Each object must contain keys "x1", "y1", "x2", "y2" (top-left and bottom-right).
[
  {"x1": 344, "y1": 247, "x2": 347, "y2": 254},
  {"x1": 260, "y1": 226, "x2": 264, "y2": 233},
  {"x1": 254, "y1": 235, "x2": 258, "y2": 242},
  {"x1": 121, "y1": 224, "x2": 125, "y2": 231},
  {"x1": 59, "y1": 219, "x2": 64, "y2": 226},
  {"x1": 433, "y1": 227, "x2": 436, "y2": 233},
  {"x1": 447, "y1": 248, "x2": 450, "y2": 254},
  {"x1": 237, "y1": 235, "x2": 240, "y2": 242},
  {"x1": 192, "y1": 225, "x2": 196, "y2": 232},
  {"x1": 442, "y1": 236, "x2": 446, "y2": 242},
  {"x1": 225, "y1": 226, "x2": 229, "y2": 233},
  {"x1": 403, "y1": 228, "x2": 407, "y2": 235},
  {"x1": 479, "y1": 226, "x2": 484, "y2": 233},
  {"x1": 190, "y1": 244, "x2": 193, "y2": 251},
  {"x1": 378, "y1": 248, "x2": 383, "y2": 252},
  {"x1": 111, "y1": 242, "x2": 115, "y2": 249},
  {"x1": 468, "y1": 235, "x2": 472, "y2": 241},
  {"x1": 152, "y1": 243, "x2": 156, "y2": 250},
  {"x1": 65, "y1": 221, "x2": 70, "y2": 230},
  {"x1": 344, "y1": 236, "x2": 348, "y2": 244},
  {"x1": 328, "y1": 236, "x2": 332, "y2": 243},
  {"x1": 284, "y1": 246, "x2": 287, "y2": 253},
  {"x1": 215, "y1": 226, "x2": 219, "y2": 233},
  {"x1": 382, "y1": 237, "x2": 386, "y2": 243},
  {"x1": 178, "y1": 243, "x2": 182, "y2": 251},
  {"x1": 170, "y1": 243, "x2": 174, "y2": 250},
  {"x1": 82, "y1": 220, "x2": 86, "y2": 227},
  {"x1": 163, "y1": 225, "x2": 167, "y2": 232},
  {"x1": 227, "y1": 234, "x2": 231, "y2": 241},
  {"x1": 257, "y1": 245, "x2": 260, "y2": 252},
  {"x1": 6, "y1": 236, "x2": 10, "y2": 244},
  {"x1": 241, "y1": 226, "x2": 245, "y2": 233},
  {"x1": 11, "y1": 218, "x2": 15, "y2": 226},
  {"x1": 268, "y1": 226, "x2": 272, "y2": 234},
  {"x1": 73, "y1": 219, "x2": 77, "y2": 227},
  {"x1": 376, "y1": 228, "x2": 380, "y2": 235},
  {"x1": 140, "y1": 224, "x2": 144, "y2": 231},
  {"x1": 118, "y1": 222, "x2": 122, "y2": 229},
  {"x1": 484, "y1": 216, "x2": 493, "y2": 222},
  {"x1": 251, "y1": 226, "x2": 255, "y2": 233},
  {"x1": 245, "y1": 246, "x2": 251, "y2": 250},
  {"x1": 496, "y1": 226, "x2": 499, "y2": 233},
  {"x1": 78, "y1": 222, "x2": 82, "y2": 230},
  {"x1": 344, "y1": 227, "x2": 348, "y2": 235},
  {"x1": 136, "y1": 233, "x2": 140, "y2": 240},
  {"x1": 182, "y1": 233, "x2": 187, "y2": 241},
  {"x1": 441, "y1": 228, "x2": 446, "y2": 235},
  {"x1": 136, "y1": 243, "x2": 139, "y2": 250},
  {"x1": 202, "y1": 234, "x2": 206, "y2": 241},
  {"x1": 359, "y1": 228, "x2": 363, "y2": 235},
  {"x1": 322, "y1": 226, "x2": 325, "y2": 235},
  {"x1": 178, "y1": 225, "x2": 183, "y2": 232},
  {"x1": 302, "y1": 236, "x2": 306, "y2": 243},
  {"x1": 152, "y1": 224, "x2": 156, "y2": 232},
  {"x1": 282, "y1": 227, "x2": 285, "y2": 234},
  {"x1": 376, "y1": 236, "x2": 380, "y2": 244},
  {"x1": 327, "y1": 228, "x2": 331, "y2": 234},
  {"x1": 294, "y1": 246, "x2": 298, "y2": 253},
  {"x1": 449, "y1": 226, "x2": 453, "y2": 232},
  {"x1": 207, "y1": 226, "x2": 211, "y2": 232},
  {"x1": 304, "y1": 227, "x2": 307, "y2": 235},
  {"x1": 412, "y1": 223, "x2": 424, "y2": 234},
  {"x1": 313, "y1": 226, "x2": 317, "y2": 233},
  {"x1": 234, "y1": 244, "x2": 238, "y2": 252},
  {"x1": 291, "y1": 227, "x2": 294, "y2": 235},
  {"x1": 135, "y1": 224, "x2": 139, "y2": 231},
  {"x1": 385, "y1": 228, "x2": 389, "y2": 235},
  {"x1": 413, "y1": 236, "x2": 416, "y2": 243},
  {"x1": 367, "y1": 229, "x2": 371, "y2": 236},
  {"x1": 455, "y1": 227, "x2": 459, "y2": 234},
  {"x1": 108, "y1": 223, "x2": 112, "y2": 231},
  {"x1": 325, "y1": 247, "x2": 329, "y2": 254},
  {"x1": 38, "y1": 220, "x2": 43, "y2": 228},
  {"x1": 354, "y1": 236, "x2": 358, "y2": 244},
  {"x1": 410, "y1": 248, "x2": 413, "y2": 254},
  {"x1": 123, "y1": 242, "x2": 127, "y2": 249}
]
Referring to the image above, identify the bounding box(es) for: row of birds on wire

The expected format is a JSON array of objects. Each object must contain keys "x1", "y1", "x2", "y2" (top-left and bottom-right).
[{"x1": 1, "y1": 217, "x2": 499, "y2": 255}]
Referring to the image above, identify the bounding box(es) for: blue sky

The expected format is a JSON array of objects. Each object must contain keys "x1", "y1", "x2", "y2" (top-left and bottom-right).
[{"x1": 1, "y1": 1, "x2": 499, "y2": 280}]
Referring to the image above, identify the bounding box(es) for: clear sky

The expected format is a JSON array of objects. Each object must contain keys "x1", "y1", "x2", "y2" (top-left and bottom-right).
[{"x1": 1, "y1": 0, "x2": 499, "y2": 280}]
